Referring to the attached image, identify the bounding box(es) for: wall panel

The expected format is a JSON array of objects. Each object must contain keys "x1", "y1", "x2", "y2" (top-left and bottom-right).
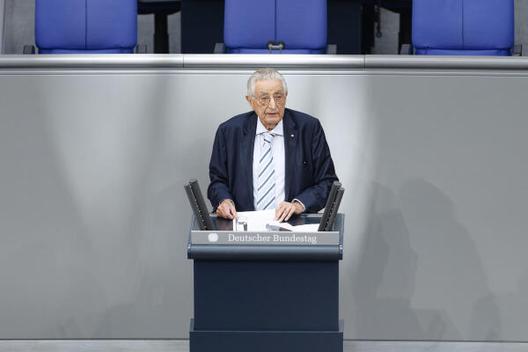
[{"x1": 0, "y1": 56, "x2": 527, "y2": 340}]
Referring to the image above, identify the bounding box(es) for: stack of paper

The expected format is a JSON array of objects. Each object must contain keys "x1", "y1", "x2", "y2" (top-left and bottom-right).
[
  {"x1": 265, "y1": 221, "x2": 319, "y2": 232},
  {"x1": 233, "y1": 210, "x2": 319, "y2": 232}
]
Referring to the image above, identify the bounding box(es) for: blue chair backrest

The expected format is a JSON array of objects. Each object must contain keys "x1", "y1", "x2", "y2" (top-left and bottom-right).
[
  {"x1": 224, "y1": 0, "x2": 327, "y2": 54},
  {"x1": 412, "y1": 0, "x2": 514, "y2": 56},
  {"x1": 36, "y1": 0, "x2": 137, "y2": 54}
]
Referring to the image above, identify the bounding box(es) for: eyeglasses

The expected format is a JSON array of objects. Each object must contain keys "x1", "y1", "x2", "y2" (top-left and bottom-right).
[{"x1": 255, "y1": 93, "x2": 286, "y2": 107}]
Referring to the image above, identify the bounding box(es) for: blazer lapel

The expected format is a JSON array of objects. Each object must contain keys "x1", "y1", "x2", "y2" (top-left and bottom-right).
[
  {"x1": 283, "y1": 109, "x2": 298, "y2": 201},
  {"x1": 242, "y1": 113, "x2": 258, "y2": 208}
]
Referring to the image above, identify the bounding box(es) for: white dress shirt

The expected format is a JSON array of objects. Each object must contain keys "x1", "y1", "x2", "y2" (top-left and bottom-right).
[{"x1": 253, "y1": 118, "x2": 285, "y2": 210}]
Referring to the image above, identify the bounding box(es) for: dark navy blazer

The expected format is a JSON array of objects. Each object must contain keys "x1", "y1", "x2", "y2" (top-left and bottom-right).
[{"x1": 208, "y1": 108, "x2": 338, "y2": 212}]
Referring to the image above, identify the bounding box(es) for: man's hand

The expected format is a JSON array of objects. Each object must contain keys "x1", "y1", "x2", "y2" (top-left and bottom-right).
[
  {"x1": 275, "y1": 201, "x2": 304, "y2": 222},
  {"x1": 216, "y1": 199, "x2": 237, "y2": 220}
]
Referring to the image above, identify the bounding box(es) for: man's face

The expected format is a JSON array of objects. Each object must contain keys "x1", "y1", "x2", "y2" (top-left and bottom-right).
[{"x1": 247, "y1": 79, "x2": 287, "y2": 130}]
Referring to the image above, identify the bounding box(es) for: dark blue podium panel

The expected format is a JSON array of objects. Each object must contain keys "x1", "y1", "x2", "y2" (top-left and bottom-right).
[
  {"x1": 190, "y1": 320, "x2": 344, "y2": 352},
  {"x1": 193, "y1": 260, "x2": 339, "y2": 331},
  {"x1": 189, "y1": 214, "x2": 344, "y2": 352}
]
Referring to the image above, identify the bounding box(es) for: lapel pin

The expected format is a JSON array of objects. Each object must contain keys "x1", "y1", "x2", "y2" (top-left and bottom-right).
[{"x1": 290, "y1": 134, "x2": 294, "y2": 138}]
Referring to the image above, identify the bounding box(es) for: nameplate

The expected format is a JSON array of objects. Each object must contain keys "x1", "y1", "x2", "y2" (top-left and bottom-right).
[{"x1": 191, "y1": 231, "x2": 339, "y2": 246}]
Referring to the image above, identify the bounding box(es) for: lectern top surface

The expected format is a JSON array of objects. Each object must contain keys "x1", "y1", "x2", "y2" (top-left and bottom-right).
[
  {"x1": 211, "y1": 212, "x2": 322, "y2": 232},
  {"x1": 187, "y1": 213, "x2": 344, "y2": 260},
  {"x1": 193, "y1": 213, "x2": 340, "y2": 231}
]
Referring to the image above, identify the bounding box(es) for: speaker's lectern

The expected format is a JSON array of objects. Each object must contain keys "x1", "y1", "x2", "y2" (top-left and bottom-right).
[{"x1": 188, "y1": 213, "x2": 344, "y2": 352}]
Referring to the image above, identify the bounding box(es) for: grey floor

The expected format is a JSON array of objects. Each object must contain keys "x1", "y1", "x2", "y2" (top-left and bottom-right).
[{"x1": 1, "y1": 340, "x2": 528, "y2": 352}]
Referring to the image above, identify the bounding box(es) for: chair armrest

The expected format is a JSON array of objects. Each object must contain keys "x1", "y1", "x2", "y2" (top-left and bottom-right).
[
  {"x1": 23, "y1": 45, "x2": 36, "y2": 54},
  {"x1": 326, "y1": 44, "x2": 337, "y2": 55},
  {"x1": 214, "y1": 43, "x2": 225, "y2": 54},
  {"x1": 135, "y1": 44, "x2": 148, "y2": 54},
  {"x1": 399, "y1": 43, "x2": 413, "y2": 55},
  {"x1": 513, "y1": 44, "x2": 523, "y2": 56}
]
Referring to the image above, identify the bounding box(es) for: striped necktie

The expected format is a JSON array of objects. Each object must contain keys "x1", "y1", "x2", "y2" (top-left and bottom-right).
[{"x1": 256, "y1": 132, "x2": 276, "y2": 210}]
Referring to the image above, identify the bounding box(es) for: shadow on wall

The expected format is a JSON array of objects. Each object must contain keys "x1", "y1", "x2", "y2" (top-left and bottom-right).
[
  {"x1": 36, "y1": 74, "x2": 192, "y2": 338},
  {"x1": 471, "y1": 271, "x2": 528, "y2": 340},
  {"x1": 351, "y1": 179, "x2": 501, "y2": 340},
  {"x1": 0, "y1": 76, "x2": 98, "y2": 337}
]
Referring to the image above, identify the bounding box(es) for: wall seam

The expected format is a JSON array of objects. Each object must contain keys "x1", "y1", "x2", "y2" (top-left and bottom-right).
[
  {"x1": 461, "y1": 0, "x2": 465, "y2": 49},
  {"x1": 274, "y1": 0, "x2": 278, "y2": 41},
  {"x1": 84, "y1": 0, "x2": 88, "y2": 49}
]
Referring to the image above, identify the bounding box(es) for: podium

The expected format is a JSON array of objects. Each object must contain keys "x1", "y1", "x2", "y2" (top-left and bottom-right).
[{"x1": 188, "y1": 213, "x2": 344, "y2": 352}]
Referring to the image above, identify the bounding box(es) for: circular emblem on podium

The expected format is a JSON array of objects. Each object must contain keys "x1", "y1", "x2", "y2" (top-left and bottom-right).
[{"x1": 208, "y1": 233, "x2": 219, "y2": 242}]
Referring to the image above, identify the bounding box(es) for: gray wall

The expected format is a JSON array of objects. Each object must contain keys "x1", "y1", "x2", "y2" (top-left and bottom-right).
[
  {"x1": 1, "y1": 55, "x2": 528, "y2": 341},
  {"x1": 349, "y1": 73, "x2": 528, "y2": 340},
  {"x1": 3, "y1": 0, "x2": 33, "y2": 54},
  {"x1": 0, "y1": 0, "x2": 4, "y2": 53}
]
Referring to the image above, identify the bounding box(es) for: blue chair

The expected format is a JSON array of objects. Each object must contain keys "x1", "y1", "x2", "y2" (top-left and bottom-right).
[
  {"x1": 35, "y1": 0, "x2": 137, "y2": 54},
  {"x1": 412, "y1": 0, "x2": 514, "y2": 56},
  {"x1": 219, "y1": 0, "x2": 331, "y2": 54}
]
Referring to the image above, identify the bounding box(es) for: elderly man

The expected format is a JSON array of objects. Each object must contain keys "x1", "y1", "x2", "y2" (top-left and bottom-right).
[{"x1": 208, "y1": 68, "x2": 338, "y2": 222}]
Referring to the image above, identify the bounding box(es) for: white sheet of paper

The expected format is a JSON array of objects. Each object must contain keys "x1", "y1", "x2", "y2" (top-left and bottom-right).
[
  {"x1": 266, "y1": 221, "x2": 320, "y2": 232},
  {"x1": 233, "y1": 210, "x2": 320, "y2": 232},
  {"x1": 235, "y1": 209, "x2": 276, "y2": 231},
  {"x1": 289, "y1": 223, "x2": 320, "y2": 232}
]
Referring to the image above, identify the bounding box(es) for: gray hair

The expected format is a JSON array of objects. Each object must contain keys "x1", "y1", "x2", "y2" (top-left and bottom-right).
[{"x1": 246, "y1": 68, "x2": 288, "y2": 97}]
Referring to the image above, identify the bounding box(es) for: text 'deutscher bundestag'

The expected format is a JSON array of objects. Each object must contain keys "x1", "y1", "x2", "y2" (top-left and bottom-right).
[{"x1": 191, "y1": 231, "x2": 339, "y2": 246}]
